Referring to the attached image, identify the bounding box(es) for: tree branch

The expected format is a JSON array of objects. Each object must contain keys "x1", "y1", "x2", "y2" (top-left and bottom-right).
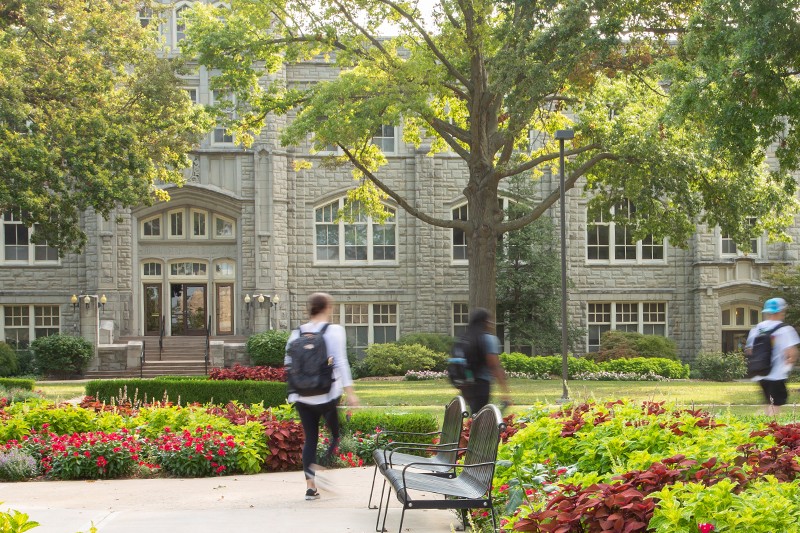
[
  {"x1": 492, "y1": 143, "x2": 602, "y2": 183},
  {"x1": 339, "y1": 146, "x2": 465, "y2": 229},
  {"x1": 498, "y1": 152, "x2": 618, "y2": 233}
]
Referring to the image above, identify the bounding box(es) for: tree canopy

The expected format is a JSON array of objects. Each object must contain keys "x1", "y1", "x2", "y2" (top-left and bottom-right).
[
  {"x1": 183, "y1": 0, "x2": 800, "y2": 310},
  {"x1": 0, "y1": 0, "x2": 212, "y2": 253}
]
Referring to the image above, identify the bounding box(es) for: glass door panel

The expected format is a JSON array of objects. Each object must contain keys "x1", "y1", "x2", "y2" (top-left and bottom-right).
[
  {"x1": 144, "y1": 284, "x2": 162, "y2": 336},
  {"x1": 216, "y1": 284, "x2": 233, "y2": 335}
]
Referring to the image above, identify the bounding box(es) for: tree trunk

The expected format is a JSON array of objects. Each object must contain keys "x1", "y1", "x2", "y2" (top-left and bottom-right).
[{"x1": 466, "y1": 182, "x2": 500, "y2": 316}]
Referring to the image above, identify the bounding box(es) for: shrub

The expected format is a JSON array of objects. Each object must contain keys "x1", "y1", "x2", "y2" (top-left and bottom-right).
[
  {"x1": 396, "y1": 333, "x2": 454, "y2": 355},
  {"x1": 692, "y1": 351, "x2": 747, "y2": 381},
  {"x1": 13, "y1": 350, "x2": 36, "y2": 376},
  {"x1": 598, "y1": 357, "x2": 689, "y2": 379},
  {"x1": 588, "y1": 331, "x2": 678, "y2": 362},
  {"x1": 0, "y1": 343, "x2": 18, "y2": 377},
  {"x1": 342, "y1": 411, "x2": 439, "y2": 446},
  {"x1": 246, "y1": 330, "x2": 290, "y2": 367},
  {"x1": 499, "y1": 353, "x2": 600, "y2": 378},
  {"x1": 360, "y1": 343, "x2": 448, "y2": 377},
  {"x1": 31, "y1": 334, "x2": 93, "y2": 377},
  {"x1": 86, "y1": 378, "x2": 288, "y2": 407},
  {"x1": 0, "y1": 378, "x2": 34, "y2": 390},
  {"x1": 0, "y1": 448, "x2": 38, "y2": 481}
]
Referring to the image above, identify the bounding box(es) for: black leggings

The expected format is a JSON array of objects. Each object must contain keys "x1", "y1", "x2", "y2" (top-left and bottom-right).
[
  {"x1": 463, "y1": 379, "x2": 491, "y2": 415},
  {"x1": 295, "y1": 398, "x2": 341, "y2": 479}
]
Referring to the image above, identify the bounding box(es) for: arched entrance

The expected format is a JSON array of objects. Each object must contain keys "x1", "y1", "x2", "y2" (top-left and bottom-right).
[{"x1": 720, "y1": 304, "x2": 761, "y2": 352}]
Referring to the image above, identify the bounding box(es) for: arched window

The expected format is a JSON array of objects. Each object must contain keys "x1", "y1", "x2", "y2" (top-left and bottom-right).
[
  {"x1": 314, "y1": 199, "x2": 396, "y2": 264},
  {"x1": 721, "y1": 304, "x2": 761, "y2": 352}
]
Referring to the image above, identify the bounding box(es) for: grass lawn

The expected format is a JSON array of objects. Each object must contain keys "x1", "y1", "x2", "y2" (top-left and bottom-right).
[{"x1": 34, "y1": 377, "x2": 800, "y2": 420}]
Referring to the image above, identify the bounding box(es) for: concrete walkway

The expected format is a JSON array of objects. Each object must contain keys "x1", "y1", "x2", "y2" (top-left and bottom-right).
[{"x1": 0, "y1": 467, "x2": 459, "y2": 533}]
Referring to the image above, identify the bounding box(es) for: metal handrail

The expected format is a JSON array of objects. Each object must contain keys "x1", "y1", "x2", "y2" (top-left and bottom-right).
[
  {"x1": 204, "y1": 316, "x2": 211, "y2": 375},
  {"x1": 159, "y1": 316, "x2": 165, "y2": 361},
  {"x1": 140, "y1": 340, "x2": 145, "y2": 379}
]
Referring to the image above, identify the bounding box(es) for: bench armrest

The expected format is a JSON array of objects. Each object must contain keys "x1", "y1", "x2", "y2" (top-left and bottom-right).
[
  {"x1": 399, "y1": 461, "x2": 496, "y2": 486},
  {"x1": 384, "y1": 444, "x2": 463, "y2": 466}
]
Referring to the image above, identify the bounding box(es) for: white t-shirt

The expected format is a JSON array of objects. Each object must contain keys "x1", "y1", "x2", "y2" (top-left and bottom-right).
[
  {"x1": 745, "y1": 319, "x2": 800, "y2": 381},
  {"x1": 284, "y1": 321, "x2": 353, "y2": 405}
]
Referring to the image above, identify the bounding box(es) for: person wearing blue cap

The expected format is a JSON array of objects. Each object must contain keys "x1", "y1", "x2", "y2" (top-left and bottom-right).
[{"x1": 745, "y1": 297, "x2": 799, "y2": 416}]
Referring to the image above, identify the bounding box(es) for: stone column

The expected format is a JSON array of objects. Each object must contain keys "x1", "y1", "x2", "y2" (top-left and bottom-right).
[{"x1": 79, "y1": 295, "x2": 100, "y2": 370}]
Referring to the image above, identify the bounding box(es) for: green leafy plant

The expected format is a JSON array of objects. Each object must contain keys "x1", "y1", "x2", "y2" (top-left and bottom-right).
[
  {"x1": 246, "y1": 330, "x2": 290, "y2": 367},
  {"x1": 0, "y1": 503, "x2": 39, "y2": 533},
  {"x1": 395, "y1": 333, "x2": 454, "y2": 355},
  {"x1": 360, "y1": 343, "x2": 448, "y2": 377},
  {"x1": 0, "y1": 378, "x2": 35, "y2": 391},
  {"x1": 587, "y1": 330, "x2": 679, "y2": 362},
  {"x1": 691, "y1": 351, "x2": 747, "y2": 382},
  {"x1": 31, "y1": 335, "x2": 93, "y2": 378},
  {"x1": 0, "y1": 343, "x2": 19, "y2": 377},
  {"x1": 598, "y1": 357, "x2": 689, "y2": 379}
]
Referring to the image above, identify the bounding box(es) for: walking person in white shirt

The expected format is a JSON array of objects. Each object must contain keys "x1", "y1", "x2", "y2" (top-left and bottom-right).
[
  {"x1": 745, "y1": 297, "x2": 799, "y2": 416},
  {"x1": 285, "y1": 292, "x2": 360, "y2": 500}
]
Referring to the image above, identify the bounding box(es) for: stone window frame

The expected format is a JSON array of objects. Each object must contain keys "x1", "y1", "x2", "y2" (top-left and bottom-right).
[
  {"x1": 721, "y1": 304, "x2": 761, "y2": 329},
  {"x1": 183, "y1": 87, "x2": 199, "y2": 104},
  {"x1": 0, "y1": 212, "x2": 59, "y2": 265},
  {"x1": 169, "y1": 260, "x2": 208, "y2": 278},
  {"x1": 1, "y1": 304, "x2": 61, "y2": 351},
  {"x1": 173, "y1": 3, "x2": 191, "y2": 46},
  {"x1": 329, "y1": 302, "x2": 398, "y2": 358},
  {"x1": 213, "y1": 259, "x2": 235, "y2": 279},
  {"x1": 452, "y1": 302, "x2": 469, "y2": 338},
  {"x1": 313, "y1": 197, "x2": 397, "y2": 266},
  {"x1": 140, "y1": 214, "x2": 162, "y2": 239},
  {"x1": 211, "y1": 89, "x2": 236, "y2": 144},
  {"x1": 142, "y1": 260, "x2": 163, "y2": 278},
  {"x1": 587, "y1": 301, "x2": 668, "y2": 352},
  {"x1": 213, "y1": 214, "x2": 236, "y2": 239},
  {"x1": 719, "y1": 217, "x2": 761, "y2": 258},
  {"x1": 585, "y1": 200, "x2": 666, "y2": 264},
  {"x1": 372, "y1": 124, "x2": 398, "y2": 154}
]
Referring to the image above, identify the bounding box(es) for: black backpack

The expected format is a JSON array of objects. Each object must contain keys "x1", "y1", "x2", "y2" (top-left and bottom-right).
[
  {"x1": 747, "y1": 322, "x2": 785, "y2": 378},
  {"x1": 447, "y1": 335, "x2": 486, "y2": 388},
  {"x1": 286, "y1": 324, "x2": 335, "y2": 396}
]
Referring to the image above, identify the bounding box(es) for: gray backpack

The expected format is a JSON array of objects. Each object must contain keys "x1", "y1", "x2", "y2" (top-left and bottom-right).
[{"x1": 286, "y1": 324, "x2": 335, "y2": 396}]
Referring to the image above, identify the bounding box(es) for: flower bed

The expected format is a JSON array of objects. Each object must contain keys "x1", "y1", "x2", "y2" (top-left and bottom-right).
[
  {"x1": 209, "y1": 364, "x2": 287, "y2": 382},
  {"x1": 480, "y1": 400, "x2": 800, "y2": 532}
]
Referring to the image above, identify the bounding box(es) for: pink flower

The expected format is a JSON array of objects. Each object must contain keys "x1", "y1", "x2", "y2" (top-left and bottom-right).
[{"x1": 698, "y1": 524, "x2": 715, "y2": 533}]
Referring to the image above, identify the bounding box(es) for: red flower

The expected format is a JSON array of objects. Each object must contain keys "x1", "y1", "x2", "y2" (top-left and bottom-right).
[{"x1": 698, "y1": 524, "x2": 715, "y2": 533}]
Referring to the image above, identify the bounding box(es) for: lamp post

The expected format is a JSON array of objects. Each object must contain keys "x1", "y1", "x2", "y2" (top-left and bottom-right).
[{"x1": 555, "y1": 128, "x2": 574, "y2": 403}]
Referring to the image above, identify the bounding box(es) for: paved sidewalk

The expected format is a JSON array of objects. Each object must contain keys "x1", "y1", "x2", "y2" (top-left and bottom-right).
[{"x1": 0, "y1": 467, "x2": 459, "y2": 533}]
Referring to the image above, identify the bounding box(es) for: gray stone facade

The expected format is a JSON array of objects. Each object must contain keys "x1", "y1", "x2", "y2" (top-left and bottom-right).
[{"x1": 1, "y1": 3, "x2": 797, "y2": 365}]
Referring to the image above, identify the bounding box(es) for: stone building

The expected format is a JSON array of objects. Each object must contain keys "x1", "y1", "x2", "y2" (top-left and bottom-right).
[{"x1": 1, "y1": 3, "x2": 797, "y2": 372}]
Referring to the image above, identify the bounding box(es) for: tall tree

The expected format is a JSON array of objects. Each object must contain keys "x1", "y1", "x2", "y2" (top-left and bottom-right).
[
  {"x1": 183, "y1": 0, "x2": 800, "y2": 311},
  {"x1": 0, "y1": 0, "x2": 212, "y2": 253}
]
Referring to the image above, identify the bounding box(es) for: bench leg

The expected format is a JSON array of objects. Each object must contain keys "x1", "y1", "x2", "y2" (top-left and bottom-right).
[
  {"x1": 397, "y1": 506, "x2": 406, "y2": 533},
  {"x1": 368, "y1": 464, "x2": 379, "y2": 509},
  {"x1": 379, "y1": 485, "x2": 393, "y2": 533},
  {"x1": 375, "y1": 479, "x2": 390, "y2": 532}
]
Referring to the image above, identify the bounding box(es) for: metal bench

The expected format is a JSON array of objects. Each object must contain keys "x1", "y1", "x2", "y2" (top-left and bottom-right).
[
  {"x1": 376, "y1": 404, "x2": 505, "y2": 533},
  {"x1": 367, "y1": 395, "x2": 469, "y2": 509}
]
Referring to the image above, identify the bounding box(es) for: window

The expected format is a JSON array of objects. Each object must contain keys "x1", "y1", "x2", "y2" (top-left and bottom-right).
[
  {"x1": 142, "y1": 215, "x2": 161, "y2": 238},
  {"x1": 2, "y1": 305, "x2": 59, "y2": 350},
  {"x1": 452, "y1": 205, "x2": 468, "y2": 262},
  {"x1": 214, "y1": 261, "x2": 235, "y2": 278},
  {"x1": 214, "y1": 215, "x2": 235, "y2": 238},
  {"x1": 372, "y1": 125, "x2": 396, "y2": 153},
  {"x1": 332, "y1": 303, "x2": 398, "y2": 358},
  {"x1": 169, "y1": 210, "x2": 184, "y2": 238},
  {"x1": 314, "y1": 199, "x2": 396, "y2": 264},
  {"x1": 721, "y1": 304, "x2": 761, "y2": 352},
  {"x1": 142, "y1": 262, "x2": 162, "y2": 277},
  {"x1": 721, "y1": 218, "x2": 760, "y2": 257},
  {"x1": 184, "y1": 88, "x2": 198, "y2": 104},
  {"x1": 453, "y1": 303, "x2": 469, "y2": 338},
  {"x1": 586, "y1": 201, "x2": 664, "y2": 262},
  {"x1": 1, "y1": 213, "x2": 58, "y2": 264},
  {"x1": 138, "y1": 6, "x2": 153, "y2": 27},
  {"x1": 212, "y1": 90, "x2": 235, "y2": 143},
  {"x1": 191, "y1": 210, "x2": 207, "y2": 238},
  {"x1": 587, "y1": 301, "x2": 668, "y2": 352},
  {"x1": 169, "y1": 262, "x2": 207, "y2": 276},
  {"x1": 174, "y1": 4, "x2": 190, "y2": 43}
]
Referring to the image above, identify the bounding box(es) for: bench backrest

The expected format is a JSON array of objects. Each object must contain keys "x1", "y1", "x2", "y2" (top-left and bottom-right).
[
  {"x1": 461, "y1": 404, "x2": 504, "y2": 494},
  {"x1": 434, "y1": 396, "x2": 469, "y2": 463}
]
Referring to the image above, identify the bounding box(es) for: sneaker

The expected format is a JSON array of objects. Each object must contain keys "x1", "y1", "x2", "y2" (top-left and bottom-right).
[
  {"x1": 310, "y1": 464, "x2": 334, "y2": 492},
  {"x1": 305, "y1": 488, "x2": 320, "y2": 500}
]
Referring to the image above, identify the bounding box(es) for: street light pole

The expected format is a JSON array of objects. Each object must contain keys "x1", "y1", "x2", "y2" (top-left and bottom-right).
[{"x1": 555, "y1": 129, "x2": 574, "y2": 403}]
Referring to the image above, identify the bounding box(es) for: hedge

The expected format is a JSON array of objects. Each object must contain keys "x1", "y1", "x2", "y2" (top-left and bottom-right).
[
  {"x1": 0, "y1": 378, "x2": 35, "y2": 390},
  {"x1": 342, "y1": 410, "x2": 439, "y2": 445},
  {"x1": 86, "y1": 378, "x2": 288, "y2": 407},
  {"x1": 499, "y1": 353, "x2": 689, "y2": 379}
]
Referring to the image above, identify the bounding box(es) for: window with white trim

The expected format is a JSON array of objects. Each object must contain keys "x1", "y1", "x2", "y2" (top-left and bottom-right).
[
  {"x1": 211, "y1": 90, "x2": 235, "y2": 143},
  {"x1": 191, "y1": 209, "x2": 207, "y2": 239},
  {"x1": 214, "y1": 215, "x2": 235, "y2": 238},
  {"x1": 721, "y1": 218, "x2": 760, "y2": 257},
  {"x1": 142, "y1": 215, "x2": 161, "y2": 238},
  {"x1": 586, "y1": 201, "x2": 665, "y2": 262},
  {"x1": 2, "y1": 305, "x2": 60, "y2": 350},
  {"x1": 138, "y1": 6, "x2": 153, "y2": 28},
  {"x1": 1, "y1": 213, "x2": 58, "y2": 264},
  {"x1": 142, "y1": 262, "x2": 162, "y2": 277},
  {"x1": 174, "y1": 4, "x2": 189, "y2": 44},
  {"x1": 452, "y1": 205, "x2": 468, "y2": 262},
  {"x1": 372, "y1": 125, "x2": 396, "y2": 153},
  {"x1": 331, "y1": 302, "x2": 398, "y2": 358},
  {"x1": 168, "y1": 210, "x2": 184, "y2": 238},
  {"x1": 184, "y1": 88, "x2": 198, "y2": 104},
  {"x1": 214, "y1": 260, "x2": 235, "y2": 278},
  {"x1": 169, "y1": 261, "x2": 207, "y2": 276},
  {"x1": 453, "y1": 303, "x2": 469, "y2": 338},
  {"x1": 587, "y1": 301, "x2": 668, "y2": 352},
  {"x1": 314, "y1": 199, "x2": 396, "y2": 264}
]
